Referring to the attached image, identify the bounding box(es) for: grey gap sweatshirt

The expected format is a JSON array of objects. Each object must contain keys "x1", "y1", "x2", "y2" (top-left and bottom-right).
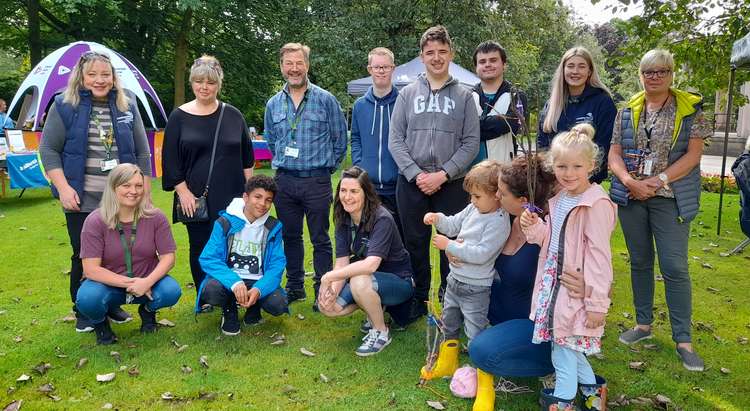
[
  {"x1": 388, "y1": 74, "x2": 480, "y2": 182},
  {"x1": 435, "y1": 204, "x2": 510, "y2": 287}
]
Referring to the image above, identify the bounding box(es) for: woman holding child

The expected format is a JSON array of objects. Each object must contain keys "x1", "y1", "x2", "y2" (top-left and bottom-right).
[{"x1": 318, "y1": 166, "x2": 414, "y2": 357}]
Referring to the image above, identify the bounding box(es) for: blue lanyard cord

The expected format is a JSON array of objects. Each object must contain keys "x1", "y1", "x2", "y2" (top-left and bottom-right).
[{"x1": 116, "y1": 219, "x2": 138, "y2": 278}]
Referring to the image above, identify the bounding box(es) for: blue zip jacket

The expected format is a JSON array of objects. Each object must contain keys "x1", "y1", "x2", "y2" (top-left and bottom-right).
[
  {"x1": 537, "y1": 85, "x2": 616, "y2": 184},
  {"x1": 195, "y1": 200, "x2": 286, "y2": 312},
  {"x1": 351, "y1": 86, "x2": 399, "y2": 195}
]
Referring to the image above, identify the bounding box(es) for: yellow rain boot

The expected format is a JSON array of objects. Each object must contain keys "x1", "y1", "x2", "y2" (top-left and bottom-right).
[
  {"x1": 420, "y1": 339, "x2": 459, "y2": 380},
  {"x1": 472, "y1": 368, "x2": 495, "y2": 411}
]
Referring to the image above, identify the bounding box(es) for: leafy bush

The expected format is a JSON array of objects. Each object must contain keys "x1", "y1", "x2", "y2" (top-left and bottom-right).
[{"x1": 702, "y1": 172, "x2": 738, "y2": 194}]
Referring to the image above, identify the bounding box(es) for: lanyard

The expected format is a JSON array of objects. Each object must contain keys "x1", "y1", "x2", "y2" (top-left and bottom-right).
[
  {"x1": 285, "y1": 97, "x2": 307, "y2": 142},
  {"x1": 117, "y1": 219, "x2": 138, "y2": 278},
  {"x1": 642, "y1": 96, "x2": 669, "y2": 150}
]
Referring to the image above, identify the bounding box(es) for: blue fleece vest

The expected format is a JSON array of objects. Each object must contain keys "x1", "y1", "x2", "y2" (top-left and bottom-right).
[
  {"x1": 610, "y1": 102, "x2": 702, "y2": 222},
  {"x1": 52, "y1": 89, "x2": 137, "y2": 198}
]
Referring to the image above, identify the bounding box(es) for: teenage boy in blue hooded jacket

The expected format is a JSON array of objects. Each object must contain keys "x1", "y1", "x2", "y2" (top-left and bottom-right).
[
  {"x1": 197, "y1": 175, "x2": 288, "y2": 335},
  {"x1": 351, "y1": 47, "x2": 402, "y2": 236}
]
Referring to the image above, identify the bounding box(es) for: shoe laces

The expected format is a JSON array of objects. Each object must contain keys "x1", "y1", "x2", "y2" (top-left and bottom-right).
[{"x1": 361, "y1": 329, "x2": 379, "y2": 346}]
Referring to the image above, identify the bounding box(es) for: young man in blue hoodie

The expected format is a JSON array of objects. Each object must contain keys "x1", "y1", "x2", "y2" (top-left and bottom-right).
[
  {"x1": 351, "y1": 47, "x2": 402, "y2": 237},
  {"x1": 197, "y1": 175, "x2": 288, "y2": 335}
]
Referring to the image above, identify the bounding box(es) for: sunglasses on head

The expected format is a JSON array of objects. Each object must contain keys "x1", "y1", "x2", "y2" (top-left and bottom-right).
[
  {"x1": 193, "y1": 58, "x2": 222, "y2": 70},
  {"x1": 80, "y1": 51, "x2": 111, "y2": 62}
]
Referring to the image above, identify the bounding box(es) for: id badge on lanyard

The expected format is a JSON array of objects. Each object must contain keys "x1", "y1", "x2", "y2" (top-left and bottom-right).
[{"x1": 642, "y1": 150, "x2": 656, "y2": 176}]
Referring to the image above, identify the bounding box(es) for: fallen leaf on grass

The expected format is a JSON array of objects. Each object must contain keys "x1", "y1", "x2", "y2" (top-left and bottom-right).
[
  {"x1": 628, "y1": 361, "x2": 647, "y2": 371},
  {"x1": 38, "y1": 383, "x2": 54, "y2": 393},
  {"x1": 709, "y1": 242, "x2": 719, "y2": 247},
  {"x1": 110, "y1": 351, "x2": 121, "y2": 363},
  {"x1": 643, "y1": 344, "x2": 659, "y2": 350},
  {"x1": 161, "y1": 392, "x2": 176, "y2": 401},
  {"x1": 59, "y1": 313, "x2": 75, "y2": 322},
  {"x1": 0, "y1": 310, "x2": 6, "y2": 315},
  {"x1": 32, "y1": 363, "x2": 51, "y2": 375},
  {"x1": 655, "y1": 394, "x2": 673, "y2": 407},
  {"x1": 692, "y1": 386, "x2": 705, "y2": 392},
  {"x1": 300, "y1": 348, "x2": 316, "y2": 357},
  {"x1": 198, "y1": 392, "x2": 217, "y2": 401},
  {"x1": 76, "y1": 358, "x2": 88, "y2": 369},
  {"x1": 655, "y1": 274, "x2": 663, "y2": 281},
  {"x1": 319, "y1": 373, "x2": 329, "y2": 383},
  {"x1": 706, "y1": 287, "x2": 720, "y2": 293},
  {"x1": 157, "y1": 319, "x2": 175, "y2": 327},
  {"x1": 692, "y1": 256, "x2": 701, "y2": 261},
  {"x1": 96, "y1": 373, "x2": 116, "y2": 383},
  {"x1": 282, "y1": 385, "x2": 297, "y2": 395},
  {"x1": 176, "y1": 344, "x2": 188, "y2": 353},
  {"x1": 719, "y1": 252, "x2": 730, "y2": 257},
  {"x1": 171, "y1": 339, "x2": 181, "y2": 348},
  {"x1": 30, "y1": 319, "x2": 38, "y2": 326},
  {"x1": 46, "y1": 394, "x2": 61, "y2": 402},
  {"x1": 16, "y1": 374, "x2": 30, "y2": 383},
  {"x1": 13, "y1": 336, "x2": 22, "y2": 343},
  {"x1": 621, "y1": 312, "x2": 631, "y2": 319},
  {"x1": 18, "y1": 227, "x2": 27, "y2": 231},
  {"x1": 695, "y1": 322, "x2": 715, "y2": 332},
  {"x1": 3, "y1": 400, "x2": 22, "y2": 411},
  {"x1": 127, "y1": 366, "x2": 140, "y2": 377},
  {"x1": 185, "y1": 282, "x2": 195, "y2": 289},
  {"x1": 199, "y1": 355, "x2": 209, "y2": 368},
  {"x1": 270, "y1": 339, "x2": 285, "y2": 346},
  {"x1": 102, "y1": 403, "x2": 113, "y2": 409},
  {"x1": 180, "y1": 365, "x2": 192, "y2": 374},
  {"x1": 296, "y1": 313, "x2": 305, "y2": 320},
  {"x1": 720, "y1": 367, "x2": 731, "y2": 375},
  {"x1": 426, "y1": 400, "x2": 445, "y2": 410},
  {"x1": 737, "y1": 336, "x2": 748, "y2": 345},
  {"x1": 7, "y1": 387, "x2": 15, "y2": 395},
  {"x1": 118, "y1": 365, "x2": 127, "y2": 372}
]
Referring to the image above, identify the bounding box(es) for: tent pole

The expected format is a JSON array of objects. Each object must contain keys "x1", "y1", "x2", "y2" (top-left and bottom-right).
[{"x1": 718, "y1": 66, "x2": 736, "y2": 236}]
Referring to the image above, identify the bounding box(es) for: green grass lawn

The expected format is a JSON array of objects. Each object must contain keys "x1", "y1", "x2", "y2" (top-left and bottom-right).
[{"x1": 0, "y1": 170, "x2": 748, "y2": 410}]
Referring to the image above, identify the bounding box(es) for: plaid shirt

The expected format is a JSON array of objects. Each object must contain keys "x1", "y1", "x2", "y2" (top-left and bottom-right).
[{"x1": 263, "y1": 82, "x2": 347, "y2": 172}]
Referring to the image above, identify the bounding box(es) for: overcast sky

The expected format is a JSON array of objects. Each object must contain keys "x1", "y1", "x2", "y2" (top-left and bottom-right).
[{"x1": 563, "y1": 0, "x2": 643, "y2": 25}]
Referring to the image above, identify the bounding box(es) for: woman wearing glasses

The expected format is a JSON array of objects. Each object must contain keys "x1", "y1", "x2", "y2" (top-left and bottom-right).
[
  {"x1": 162, "y1": 55, "x2": 254, "y2": 298},
  {"x1": 609, "y1": 49, "x2": 711, "y2": 371},
  {"x1": 40, "y1": 50, "x2": 152, "y2": 333},
  {"x1": 537, "y1": 47, "x2": 616, "y2": 183}
]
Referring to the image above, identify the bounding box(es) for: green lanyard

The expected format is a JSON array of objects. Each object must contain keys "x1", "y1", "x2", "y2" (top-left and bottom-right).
[
  {"x1": 286, "y1": 98, "x2": 306, "y2": 142},
  {"x1": 117, "y1": 219, "x2": 138, "y2": 278}
]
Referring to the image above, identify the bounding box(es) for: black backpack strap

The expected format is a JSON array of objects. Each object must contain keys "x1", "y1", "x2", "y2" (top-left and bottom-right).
[
  {"x1": 216, "y1": 216, "x2": 234, "y2": 263},
  {"x1": 263, "y1": 215, "x2": 278, "y2": 232}
]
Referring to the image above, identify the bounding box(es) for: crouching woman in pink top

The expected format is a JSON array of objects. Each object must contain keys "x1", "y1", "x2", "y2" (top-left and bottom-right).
[{"x1": 77, "y1": 164, "x2": 182, "y2": 344}]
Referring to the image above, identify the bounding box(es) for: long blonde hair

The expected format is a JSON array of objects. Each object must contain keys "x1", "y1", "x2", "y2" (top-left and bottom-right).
[
  {"x1": 99, "y1": 163, "x2": 155, "y2": 229},
  {"x1": 542, "y1": 47, "x2": 611, "y2": 133},
  {"x1": 62, "y1": 51, "x2": 130, "y2": 112}
]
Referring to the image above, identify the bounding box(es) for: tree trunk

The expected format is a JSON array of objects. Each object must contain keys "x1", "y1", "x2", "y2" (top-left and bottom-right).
[
  {"x1": 27, "y1": 0, "x2": 42, "y2": 66},
  {"x1": 173, "y1": 7, "x2": 193, "y2": 108}
]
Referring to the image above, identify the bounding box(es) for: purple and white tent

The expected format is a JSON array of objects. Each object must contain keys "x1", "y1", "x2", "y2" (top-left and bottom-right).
[{"x1": 7, "y1": 41, "x2": 166, "y2": 131}]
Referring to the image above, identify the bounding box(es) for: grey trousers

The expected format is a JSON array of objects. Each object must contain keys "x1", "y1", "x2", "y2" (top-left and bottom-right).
[
  {"x1": 442, "y1": 276, "x2": 491, "y2": 341},
  {"x1": 619, "y1": 196, "x2": 693, "y2": 343}
]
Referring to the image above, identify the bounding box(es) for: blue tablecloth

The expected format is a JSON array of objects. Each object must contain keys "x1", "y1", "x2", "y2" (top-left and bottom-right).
[{"x1": 6, "y1": 152, "x2": 49, "y2": 189}]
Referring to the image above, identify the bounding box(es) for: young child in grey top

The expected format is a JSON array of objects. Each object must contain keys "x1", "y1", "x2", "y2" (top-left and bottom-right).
[{"x1": 424, "y1": 160, "x2": 510, "y2": 340}]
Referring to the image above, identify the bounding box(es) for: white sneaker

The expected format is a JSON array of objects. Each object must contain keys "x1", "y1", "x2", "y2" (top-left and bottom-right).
[{"x1": 355, "y1": 329, "x2": 391, "y2": 356}]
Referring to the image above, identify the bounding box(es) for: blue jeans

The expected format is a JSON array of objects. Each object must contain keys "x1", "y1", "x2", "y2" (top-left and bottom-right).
[
  {"x1": 76, "y1": 276, "x2": 182, "y2": 324},
  {"x1": 551, "y1": 344, "x2": 595, "y2": 400},
  {"x1": 336, "y1": 272, "x2": 414, "y2": 307},
  {"x1": 468, "y1": 319, "x2": 554, "y2": 377}
]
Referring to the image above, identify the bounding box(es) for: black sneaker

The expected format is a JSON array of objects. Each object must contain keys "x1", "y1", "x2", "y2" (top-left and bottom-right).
[
  {"x1": 406, "y1": 299, "x2": 427, "y2": 324},
  {"x1": 286, "y1": 288, "x2": 307, "y2": 303},
  {"x1": 75, "y1": 312, "x2": 94, "y2": 333},
  {"x1": 138, "y1": 304, "x2": 158, "y2": 333},
  {"x1": 108, "y1": 306, "x2": 133, "y2": 324},
  {"x1": 243, "y1": 306, "x2": 264, "y2": 326},
  {"x1": 94, "y1": 319, "x2": 117, "y2": 345},
  {"x1": 312, "y1": 300, "x2": 320, "y2": 312},
  {"x1": 221, "y1": 306, "x2": 241, "y2": 336}
]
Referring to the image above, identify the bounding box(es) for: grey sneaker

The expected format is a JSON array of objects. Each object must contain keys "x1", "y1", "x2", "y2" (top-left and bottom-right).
[
  {"x1": 677, "y1": 347, "x2": 705, "y2": 371},
  {"x1": 355, "y1": 329, "x2": 391, "y2": 356},
  {"x1": 618, "y1": 327, "x2": 653, "y2": 345}
]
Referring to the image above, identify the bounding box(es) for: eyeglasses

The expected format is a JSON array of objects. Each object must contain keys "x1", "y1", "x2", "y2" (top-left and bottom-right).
[
  {"x1": 641, "y1": 69, "x2": 671, "y2": 79},
  {"x1": 368, "y1": 65, "x2": 394, "y2": 72}
]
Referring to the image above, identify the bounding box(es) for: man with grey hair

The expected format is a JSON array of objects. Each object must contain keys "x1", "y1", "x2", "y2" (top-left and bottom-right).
[{"x1": 263, "y1": 43, "x2": 348, "y2": 311}]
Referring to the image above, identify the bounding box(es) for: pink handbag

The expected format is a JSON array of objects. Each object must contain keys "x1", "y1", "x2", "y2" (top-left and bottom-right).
[{"x1": 450, "y1": 366, "x2": 477, "y2": 398}]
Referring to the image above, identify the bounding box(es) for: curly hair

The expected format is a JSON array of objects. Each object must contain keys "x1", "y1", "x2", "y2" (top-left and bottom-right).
[
  {"x1": 464, "y1": 160, "x2": 502, "y2": 195},
  {"x1": 244, "y1": 175, "x2": 277, "y2": 196},
  {"x1": 500, "y1": 154, "x2": 557, "y2": 214}
]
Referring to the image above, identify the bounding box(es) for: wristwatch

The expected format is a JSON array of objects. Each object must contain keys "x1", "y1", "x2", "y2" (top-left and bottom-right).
[{"x1": 658, "y1": 172, "x2": 670, "y2": 189}]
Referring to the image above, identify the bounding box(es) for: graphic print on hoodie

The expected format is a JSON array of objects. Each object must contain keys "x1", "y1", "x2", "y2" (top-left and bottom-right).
[{"x1": 225, "y1": 198, "x2": 267, "y2": 280}]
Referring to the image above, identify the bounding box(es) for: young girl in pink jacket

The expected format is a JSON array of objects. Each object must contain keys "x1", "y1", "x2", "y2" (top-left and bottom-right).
[{"x1": 520, "y1": 124, "x2": 617, "y2": 411}]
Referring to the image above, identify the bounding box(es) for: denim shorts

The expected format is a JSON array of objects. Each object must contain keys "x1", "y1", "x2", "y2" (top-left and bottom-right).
[{"x1": 336, "y1": 271, "x2": 414, "y2": 307}]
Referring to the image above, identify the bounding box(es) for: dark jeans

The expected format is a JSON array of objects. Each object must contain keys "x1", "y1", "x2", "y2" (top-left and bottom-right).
[
  {"x1": 468, "y1": 319, "x2": 554, "y2": 377},
  {"x1": 619, "y1": 196, "x2": 693, "y2": 343},
  {"x1": 64, "y1": 212, "x2": 90, "y2": 307},
  {"x1": 185, "y1": 221, "x2": 213, "y2": 294},
  {"x1": 200, "y1": 278, "x2": 288, "y2": 317},
  {"x1": 274, "y1": 173, "x2": 333, "y2": 295},
  {"x1": 395, "y1": 175, "x2": 468, "y2": 300},
  {"x1": 76, "y1": 276, "x2": 182, "y2": 324},
  {"x1": 378, "y1": 193, "x2": 404, "y2": 241}
]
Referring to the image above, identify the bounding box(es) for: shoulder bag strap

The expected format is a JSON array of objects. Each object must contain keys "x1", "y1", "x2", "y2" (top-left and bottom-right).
[{"x1": 202, "y1": 102, "x2": 225, "y2": 197}]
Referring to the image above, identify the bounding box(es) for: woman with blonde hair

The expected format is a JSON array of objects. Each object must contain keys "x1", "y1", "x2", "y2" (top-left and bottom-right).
[
  {"x1": 537, "y1": 47, "x2": 616, "y2": 183},
  {"x1": 76, "y1": 164, "x2": 181, "y2": 345},
  {"x1": 40, "y1": 50, "x2": 152, "y2": 333},
  {"x1": 609, "y1": 48, "x2": 710, "y2": 372},
  {"x1": 162, "y1": 55, "x2": 254, "y2": 297}
]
